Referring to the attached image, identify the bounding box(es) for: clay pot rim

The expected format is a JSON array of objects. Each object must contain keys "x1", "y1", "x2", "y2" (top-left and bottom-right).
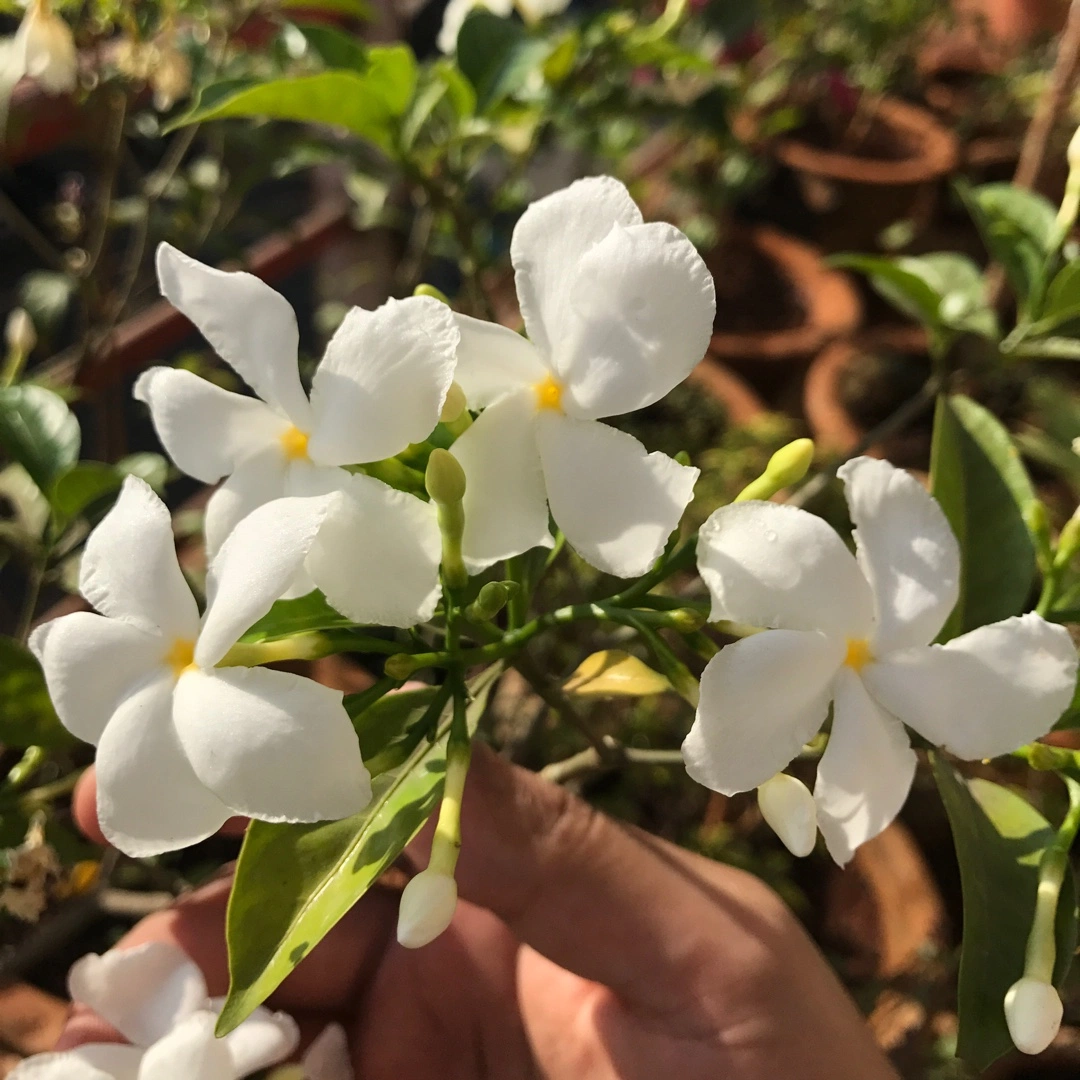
[
  {"x1": 773, "y1": 97, "x2": 959, "y2": 187},
  {"x1": 708, "y1": 225, "x2": 863, "y2": 363},
  {"x1": 803, "y1": 326, "x2": 929, "y2": 455},
  {"x1": 686, "y1": 356, "x2": 767, "y2": 427}
]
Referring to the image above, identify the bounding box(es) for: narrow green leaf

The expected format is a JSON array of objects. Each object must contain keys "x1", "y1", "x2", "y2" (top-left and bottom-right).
[
  {"x1": 930, "y1": 394, "x2": 1036, "y2": 638},
  {"x1": 456, "y1": 11, "x2": 550, "y2": 111},
  {"x1": 218, "y1": 665, "x2": 501, "y2": 1034},
  {"x1": 0, "y1": 637, "x2": 74, "y2": 748},
  {"x1": 348, "y1": 685, "x2": 441, "y2": 772},
  {"x1": 240, "y1": 591, "x2": 356, "y2": 642},
  {"x1": 1041, "y1": 260, "x2": 1080, "y2": 326},
  {"x1": 933, "y1": 757, "x2": 1077, "y2": 1070},
  {"x1": 828, "y1": 254, "x2": 945, "y2": 330},
  {"x1": 0, "y1": 385, "x2": 80, "y2": 495},
  {"x1": 292, "y1": 23, "x2": 368, "y2": 71}
]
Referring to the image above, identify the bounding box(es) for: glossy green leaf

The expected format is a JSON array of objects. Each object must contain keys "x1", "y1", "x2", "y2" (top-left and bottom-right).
[
  {"x1": 50, "y1": 462, "x2": 121, "y2": 522},
  {"x1": 933, "y1": 757, "x2": 1077, "y2": 1070},
  {"x1": 1040, "y1": 260, "x2": 1080, "y2": 329},
  {"x1": 0, "y1": 637, "x2": 74, "y2": 748},
  {"x1": 169, "y1": 48, "x2": 417, "y2": 150},
  {"x1": 0, "y1": 385, "x2": 80, "y2": 495},
  {"x1": 456, "y1": 11, "x2": 550, "y2": 111},
  {"x1": 930, "y1": 394, "x2": 1036, "y2": 638},
  {"x1": 218, "y1": 665, "x2": 501, "y2": 1034},
  {"x1": 960, "y1": 182, "x2": 1057, "y2": 314},
  {"x1": 828, "y1": 254, "x2": 946, "y2": 330},
  {"x1": 348, "y1": 685, "x2": 441, "y2": 773},
  {"x1": 240, "y1": 591, "x2": 356, "y2": 642}
]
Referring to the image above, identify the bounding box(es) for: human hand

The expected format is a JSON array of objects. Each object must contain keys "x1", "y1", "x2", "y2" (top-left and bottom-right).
[{"x1": 60, "y1": 744, "x2": 898, "y2": 1080}]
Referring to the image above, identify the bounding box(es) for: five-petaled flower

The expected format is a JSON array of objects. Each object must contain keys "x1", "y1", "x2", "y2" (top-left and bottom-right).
[
  {"x1": 30, "y1": 477, "x2": 370, "y2": 857},
  {"x1": 449, "y1": 175, "x2": 715, "y2": 578},
  {"x1": 683, "y1": 456, "x2": 1078, "y2": 864},
  {"x1": 9, "y1": 942, "x2": 298, "y2": 1079},
  {"x1": 136, "y1": 243, "x2": 457, "y2": 626}
]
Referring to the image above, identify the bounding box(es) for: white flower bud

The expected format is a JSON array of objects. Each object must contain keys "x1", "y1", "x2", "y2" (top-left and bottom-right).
[
  {"x1": 5, "y1": 308, "x2": 36, "y2": 357},
  {"x1": 396, "y1": 869, "x2": 457, "y2": 949},
  {"x1": 1070, "y1": 125, "x2": 1080, "y2": 172},
  {"x1": 14, "y1": 0, "x2": 77, "y2": 95},
  {"x1": 1004, "y1": 976, "x2": 1063, "y2": 1055},
  {"x1": 757, "y1": 773, "x2": 817, "y2": 857}
]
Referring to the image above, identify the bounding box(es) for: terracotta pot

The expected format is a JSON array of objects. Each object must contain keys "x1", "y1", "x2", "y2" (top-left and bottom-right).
[
  {"x1": 803, "y1": 326, "x2": 933, "y2": 465},
  {"x1": 706, "y1": 225, "x2": 862, "y2": 396},
  {"x1": 761, "y1": 98, "x2": 959, "y2": 251}
]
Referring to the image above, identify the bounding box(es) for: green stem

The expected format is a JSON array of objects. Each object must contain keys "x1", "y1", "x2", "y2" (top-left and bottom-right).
[{"x1": 1025, "y1": 776, "x2": 1080, "y2": 982}]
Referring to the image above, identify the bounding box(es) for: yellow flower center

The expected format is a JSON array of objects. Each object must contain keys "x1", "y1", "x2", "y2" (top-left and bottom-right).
[
  {"x1": 534, "y1": 374, "x2": 563, "y2": 412},
  {"x1": 280, "y1": 425, "x2": 310, "y2": 461},
  {"x1": 844, "y1": 637, "x2": 873, "y2": 672},
  {"x1": 165, "y1": 638, "x2": 197, "y2": 679}
]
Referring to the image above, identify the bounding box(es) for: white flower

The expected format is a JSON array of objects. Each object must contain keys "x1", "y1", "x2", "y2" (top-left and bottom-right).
[
  {"x1": 6, "y1": 0, "x2": 77, "y2": 94},
  {"x1": 9, "y1": 942, "x2": 298, "y2": 1079},
  {"x1": 135, "y1": 243, "x2": 456, "y2": 625},
  {"x1": 30, "y1": 476, "x2": 371, "y2": 857},
  {"x1": 683, "y1": 456, "x2": 1078, "y2": 865},
  {"x1": 450, "y1": 176, "x2": 714, "y2": 578}
]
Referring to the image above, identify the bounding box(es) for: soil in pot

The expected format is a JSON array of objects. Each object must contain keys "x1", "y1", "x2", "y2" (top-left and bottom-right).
[
  {"x1": 705, "y1": 225, "x2": 862, "y2": 403},
  {"x1": 763, "y1": 97, "x2": 960, "y2": 253}
]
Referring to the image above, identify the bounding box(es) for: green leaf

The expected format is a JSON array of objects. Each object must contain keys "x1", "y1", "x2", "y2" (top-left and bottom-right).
[
  {"x1": 218, "y1": 665, "x2": 501, "y2": 1034},
  {"x1": 0, "y1": 637, "x2": 74, "y2": 748},
  {"x1": 0, "y1": 385, "x2": 80, "y2": 494},
  {"x1": 930, "y1": 394, "x2": 1036, "y2": 638},
  {"x1": 456, "y1": 11, "x2": 550, "y2": 111},
  {"x1": 169, "y1": 48, "x2": 417, "y2": 150},
  {"x1": 240, "y1": 591, "x2": 356, "y2": 642},
  {"x1": 933, "y1": 757, "x2": 1077, "y2": 1071},
  {"x1": 283, "y1": 0, "x2": 373, "y2": 16},
  {"x1": 115, "y1": 452, "x2": 169, "y2": 494},
  {"x1": 292, "y1": 23, "x2": 368, "y2": 70},
  {"x1": 50, "y1": 462, "x2": 121, "y2": 522},
  {"x1": 1040, "y1": 260, "x2": 1080, "y2": 329},
  {"x1": 349, "y1": 685, "x2": 441, "y2": 773},
  {"x1": 960, "y1": 182, "x2": 1058, "y2": 314},
  {"x1": 829, "y1": 254, "x2": 946, "y2": 330}
]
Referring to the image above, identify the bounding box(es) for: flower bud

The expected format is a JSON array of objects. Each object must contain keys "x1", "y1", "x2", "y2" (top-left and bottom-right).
[
  {"x1": 440, "y1": 382, "x2": 467, "y2": 424},
  {"x1": 467, "y1": 581, "x2": 509, "y2": 622},
  {"x1": 425, "y1": 448, "x2": 466, "y2": 505},
  {"x1": 1004, "y1": 976, "x2": 1063, "y2": 1055},
  {"x1": 757, "y1": 773, "x2": 817, "y2": 857},
  {"x1": 1070, "y1": 125, "x2": 1080, "y2": 172},
  {"x1": 15, "y1": 0, "x2": 78, "y2": 95},
  {"x1": 735, "y1": 438, "x2": 815, "y2": 503},
  {"x1": 397, "y1": 868, "x2": 458, "y2": 949},
  {"x1": 384, "y1": 653, "x2": 418, "y2": 680},
  {"x1": 5, "y1": 309, "x2": 36, "y2": 357},
  {"x1": 413, "y1": 283, "x2": 450, "y2": 305},
  {"x1": 1055, "y1": 504, "x2": 1080, "y2": 570}
]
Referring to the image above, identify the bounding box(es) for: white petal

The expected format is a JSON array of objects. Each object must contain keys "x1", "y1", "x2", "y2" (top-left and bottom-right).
[
  {"x1": 133, "y1": 367, "x2": 289, "y2": 485},
  {"x1": 156, "y1": 243, "x2": 311, "y2": 427},
  {"x1": 838, "y1": 457, "x2": 960, "y2": 653},
  {"x1": 197, "y1": 492, "x2": 344, "y2": 668},
  {"x1": 79, "y1": 477, "x2": 199, "y2": 640},
  {"x1": 8, "y1": 1051, "x2": 121, "y2": 1080},
  {"x1": 68, "y1": 943, "x2": 208, "y2": 1048},
  {"x1": 554, "y1": 221, "x2": 714, "y2": 419},
  {"x1": 452, "y1": 389, "x2": 553, "y2": 571},
  {"x1": 452, "y1": 314, "x2": 547, "y2": 409},
  {"x1": 29, "y1": 613, "x2": 162, "y2": 745},
  {"x1": 814, "y1": 668, "x2": 916, "y2": 866},
  {"x1": 682, "y1": 629, "x2": 843, "y2": 795},
  {"x1": 136, "y1": 1012, "x2": 233, "y2": 1080},
  {"x1": 95, "y1": 675, "x2": 229, "y2": 857},
  {"x1": 863, "y1": 613, "x2": 1078, "y2": 760},
  {"x1": 173, "y1": 667, "x2": 371, "y2": 823},
  {"x1": 300, "y1": 1023, "x2": 353, "y2": 1080},
  {"x1": 203, "y1": 448, "x2": 290, "y2": 559},
  {"x1": 70, "y1": 1046, "x2": 143, "y2": 1080},
  {"x1": 306, "y1": 473, "x2": 441, "y2": 627},
  {"x1": 537, "y1": 413, "x2": 698, "y2": 578},
  {"x1": 697, "y1": 500, "x2": 875, "y2": 639},
  {"x1": 308, "y1": 297, "x2": 458, "y2": 466},
  {"x1": 278, "y1": 462, "x2": 354, "y2": 601},
  {"x1": 511, "y1": 176, "x2": 642, "y2": 361},
  {"x1": 212, "y1": 1003, "x2": 299, "y2": 1075}
]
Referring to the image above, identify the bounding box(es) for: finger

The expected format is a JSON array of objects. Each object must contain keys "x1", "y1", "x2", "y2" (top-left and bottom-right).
[
  {"x1": 72, "y1": 766, "x2": 248, "y2": 847},
  {"x1": 411, "y1": 745, "x2": 835, "y2": 1034}
]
